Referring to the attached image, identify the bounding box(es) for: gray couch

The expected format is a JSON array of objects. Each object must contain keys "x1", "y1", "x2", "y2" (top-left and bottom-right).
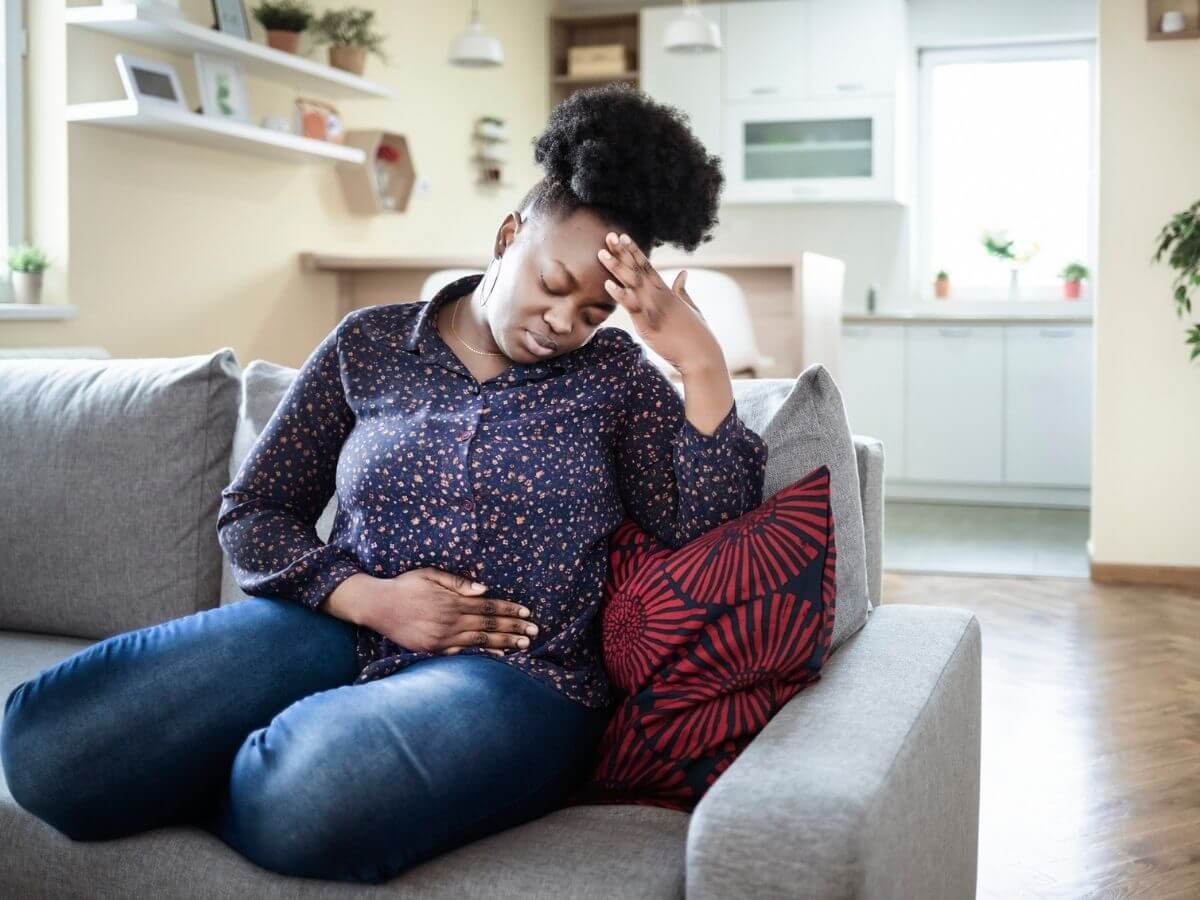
[{"x1": 0, "y1": 348, "x2": 981, "y2": 899}]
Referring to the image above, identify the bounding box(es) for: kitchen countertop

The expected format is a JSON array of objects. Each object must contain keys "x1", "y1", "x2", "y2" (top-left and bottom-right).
[{"x1": 844, "y1": 311, "x2": 1093, "y2": 325}]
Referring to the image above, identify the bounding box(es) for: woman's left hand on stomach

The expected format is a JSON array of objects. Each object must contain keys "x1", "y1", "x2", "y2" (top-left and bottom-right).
[{"x1": 597, "y1": 231, "x2": 725, "y2": 377}]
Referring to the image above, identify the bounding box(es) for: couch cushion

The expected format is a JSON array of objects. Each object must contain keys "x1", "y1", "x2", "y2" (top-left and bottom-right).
[
  {"x1": 0, "y1": 629, "x2": 689, "y2": 899},
  {"x1": 0, "y1": 351, "x2": 241, "y2": 639},
  {"x1": 730, "y1": 367, "x2": 872, "y2": 650}
]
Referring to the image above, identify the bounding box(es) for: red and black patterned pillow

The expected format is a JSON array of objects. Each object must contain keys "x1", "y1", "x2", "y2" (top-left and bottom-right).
[{"x1": 565, "y1": 464, "x2": 837, "y2": 813}]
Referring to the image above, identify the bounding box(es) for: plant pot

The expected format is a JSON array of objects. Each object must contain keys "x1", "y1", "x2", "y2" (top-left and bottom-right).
[
  {"x1": 266, "y1": 30, "x2": 302, "y2": 54},
  {"x1": 329, "y1": 45, "x2": 366, "y2": 75},
  {"x1": 11, "y1": 270, "x2": 43, "y2": 305},
  {"x1": 1062, "y1": 279, "x2": 1082, "y2": 300},
  {"x1": 934, "y1": 279, "x2": 950, "y2": 299}
]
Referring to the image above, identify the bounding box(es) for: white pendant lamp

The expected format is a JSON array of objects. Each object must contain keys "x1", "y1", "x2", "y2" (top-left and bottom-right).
[
  {"x1": 664, "y1": 0, "x2": 722, "y2": 54},
  {"x1": 449, "y1": 0, "x2": 504, "y2": 68}
]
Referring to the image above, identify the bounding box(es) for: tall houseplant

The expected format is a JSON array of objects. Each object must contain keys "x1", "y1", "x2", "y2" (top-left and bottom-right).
[
  {"x1": 310, "y1": 7, "x2": 388, "y2": 75},
  {"x1": 1152, "y1": 200, "x2": 1200, "y2": 363}
]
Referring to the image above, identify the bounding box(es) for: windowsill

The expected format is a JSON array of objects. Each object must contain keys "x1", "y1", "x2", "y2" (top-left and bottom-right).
[{"x1": 0, "y1": 303, "x2": 78, "y2": 321}]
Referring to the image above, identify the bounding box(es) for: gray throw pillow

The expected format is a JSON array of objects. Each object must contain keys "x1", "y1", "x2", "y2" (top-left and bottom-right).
[{"x1": 727, "y1": 366, "x2": 872, "y2": 651}]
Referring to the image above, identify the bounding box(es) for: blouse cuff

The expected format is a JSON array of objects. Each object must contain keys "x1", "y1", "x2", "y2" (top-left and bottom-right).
[
  {"x1": 673, "y1": 400, "x2": 769, "y2": 467},
  {"x1": 293, "y1": 547, "x2": 368, "y2": 611}
]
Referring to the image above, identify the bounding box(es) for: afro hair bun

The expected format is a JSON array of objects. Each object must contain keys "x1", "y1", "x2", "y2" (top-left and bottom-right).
[{"x1": 528, "y1": 83, "x2": 724, "y2": 253}]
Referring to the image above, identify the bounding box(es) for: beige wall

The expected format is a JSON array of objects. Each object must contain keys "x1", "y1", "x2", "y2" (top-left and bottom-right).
[
  {"x1": 5, "y1": 1, "x2": 553, "y2": 367},
  {"x1": 1091, "y1": 0, "x2": 1200, "y2": 569}
]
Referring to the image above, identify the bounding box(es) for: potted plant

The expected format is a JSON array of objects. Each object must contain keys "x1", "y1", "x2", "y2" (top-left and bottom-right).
[
  {"x1": 934, "y1": 270, "x2": 950, "y2": 299},
  {"x1": 7, "y1": 242, "x2": 49, "y2": 305},
  {"x1": 1152, "y1": 199, "x2": 1200, "y2": 363},
  {"x1": 310, "y1": 7, "x2": 388, "y2": 76},
  {"x1": 251, "y1": 0, "x2": 314, "y2": 55},
  {"x1": 1059, "y1": 261, "x2": 1088, "y2": 300},
  {"x1": 982, "y1": 228, "x2": 1039, "y2": 300}
]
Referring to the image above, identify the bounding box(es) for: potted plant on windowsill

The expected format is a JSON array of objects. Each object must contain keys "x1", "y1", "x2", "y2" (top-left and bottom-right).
[
  {"x1": 251, "y1": 0, "x2": 314, "y2": 55},
  {"x1": 7, "y1": 243, "x2": 49, "y2": 305},
  {"x1": 310, "y1": 7, "x2": 389, "y2": 76},
  {"x1": 934, "y1": 270, "x2": 950, "y2": 299},
  {"x1": 1059, "y1": 261, "x2": 1088, "y2": 300}
]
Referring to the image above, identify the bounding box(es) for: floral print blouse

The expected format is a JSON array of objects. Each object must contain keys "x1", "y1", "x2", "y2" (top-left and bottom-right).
[{"x1": 217, "y1": 273, "x2": 770, "y2": 709}]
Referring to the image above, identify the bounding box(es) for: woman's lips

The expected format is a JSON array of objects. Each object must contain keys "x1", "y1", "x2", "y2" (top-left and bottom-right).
[{"x1": 524, "y1": 329, "x2": 557, "y2": 357}]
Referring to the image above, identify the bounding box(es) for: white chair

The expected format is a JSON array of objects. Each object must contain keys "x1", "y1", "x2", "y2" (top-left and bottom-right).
[
  {"x1": 419, "y1": 268, "x2": 486, "y2": 302},
  {"x1": 606, "y1": 268, "x2": 775, "y2": 379}
]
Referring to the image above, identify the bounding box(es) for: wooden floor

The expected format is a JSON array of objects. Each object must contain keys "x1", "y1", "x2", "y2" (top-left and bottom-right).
[{"x1": 882, "y1": 571, "x2": 1200, "y2": 900}]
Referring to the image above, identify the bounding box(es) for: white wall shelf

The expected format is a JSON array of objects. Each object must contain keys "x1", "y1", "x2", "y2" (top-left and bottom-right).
[
  {"x1": 67, "y1": 99, "x2": 366, "y2": 165},
  {"x1": 0, "y1": 304, "x2": 78, "y2": 321},
  {"x1": 65, "y1": 3, "x2": 393, "y2": 100}
]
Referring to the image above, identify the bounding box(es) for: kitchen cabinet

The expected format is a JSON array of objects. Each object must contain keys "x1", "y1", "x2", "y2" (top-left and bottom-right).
[
  {"x1": 722, "y1": 0, "x2": 806, "y2": 103},
  {"x1": 840, "y1": 324, "x2": 905, "y2": 477},
  {"x1": 1004, "y1": 325, "x2": 1092, "y2": 487},
  {"x1": 639, "y1": 0, "x2": 908, "y2": 204},
  {"x1": 639, "y1": 3, "x2": 724, "y2": 159},
  {"x1": 904, "y1": 325, "x2": 1005, "y2": 484},
  {"x1": 838, "y1": 319, "x2": 1094, "y2": 504},
  {"x1": 806, "y1": 0, "x2": 905, "y2": 98}
]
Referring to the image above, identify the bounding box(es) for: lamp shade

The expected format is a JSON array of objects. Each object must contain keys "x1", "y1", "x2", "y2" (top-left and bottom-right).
[
  {"x1": 449, "y1": 20, "x2": 504, "y2": 67},
  {"x1": 664, "y1": 8, "x2": 722, "y2": 53}
]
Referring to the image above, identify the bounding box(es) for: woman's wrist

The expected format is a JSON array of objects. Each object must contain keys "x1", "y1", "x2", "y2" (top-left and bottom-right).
[{"x1": 322, "y1": 572, "x2": 375, "y2": 626}]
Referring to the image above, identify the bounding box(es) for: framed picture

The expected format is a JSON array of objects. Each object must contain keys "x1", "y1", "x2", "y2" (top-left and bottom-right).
[
  {"x1": 210, "y1": 0, "x2": 250, "y2": 41},
  {"x1": 114, "y1": 53, "x2": 188, "y2": 111},
  {"x1": 193, "y1": 53, "x2": 252, "y2": 124}
]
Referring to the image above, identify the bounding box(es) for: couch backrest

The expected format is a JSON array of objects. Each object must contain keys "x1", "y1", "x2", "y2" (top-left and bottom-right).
[
  {"x1": 0, "y1": 350, "x2": 241, "y2": 639},
  {"x1": 0, "y1": 350, "x2": 883, "y2": 642}
]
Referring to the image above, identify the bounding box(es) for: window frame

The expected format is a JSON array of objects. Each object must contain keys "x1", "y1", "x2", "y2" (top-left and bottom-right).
[
  {"x1": 0, "y1": 0, "x2": 25, "y2": 304},
  {"x1": 914, "y1": 39, "x2": 1098, "y2": 306}
]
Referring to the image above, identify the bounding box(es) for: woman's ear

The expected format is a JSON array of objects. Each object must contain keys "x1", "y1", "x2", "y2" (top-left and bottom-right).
[{"x1": 495, "y1": 210, "x2": 523, "y2": 257}]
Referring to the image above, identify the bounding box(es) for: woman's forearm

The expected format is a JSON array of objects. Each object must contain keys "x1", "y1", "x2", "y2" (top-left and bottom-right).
[
  {"x1": 320, "y1": 573, "x2": 376, "y2": 626},
  {"x1": 679, "y1": 359, "x2": 735, "y2": 437}
]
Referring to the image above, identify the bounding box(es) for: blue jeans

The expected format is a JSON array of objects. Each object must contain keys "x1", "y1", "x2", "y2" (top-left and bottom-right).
[{"x1": 1, "y1": 596, "x2": 611, "y2": 884}]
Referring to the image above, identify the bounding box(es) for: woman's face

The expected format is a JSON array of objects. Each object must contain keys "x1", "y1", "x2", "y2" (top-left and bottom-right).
[{"x1": 484, "y1": 207, "x2": 625, "y2": 362}]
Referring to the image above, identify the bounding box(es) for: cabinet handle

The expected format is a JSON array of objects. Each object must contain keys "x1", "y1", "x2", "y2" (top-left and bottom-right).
[
  {"x1": 938, "y1": 327, "x2": 972, "y2": 337},
  {"x1": 1038, "y1": 328, "x2": 1075, "y2": 338},
  {"x1": 749, "y1": 86, "x2": 779, "y2": 95},
  {"x1": 836, "y1": 82, "x2": 865, "y2": 92}
]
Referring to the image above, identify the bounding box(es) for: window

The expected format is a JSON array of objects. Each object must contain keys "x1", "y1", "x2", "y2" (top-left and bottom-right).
[
  {"x1": 0, "y1": 0, "x2": 24, "y2": 303},
  {"x1": 916, "y1": 41, "x2": 1096, "y2": 302}
]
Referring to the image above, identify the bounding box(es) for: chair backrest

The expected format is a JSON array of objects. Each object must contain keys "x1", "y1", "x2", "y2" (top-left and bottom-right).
[
  {"x1": 419, "y1": 269, "x2": 485, "y2": 302},
  {"x1": 605, "y1": 268, "x2": 775, "y2": 375}
]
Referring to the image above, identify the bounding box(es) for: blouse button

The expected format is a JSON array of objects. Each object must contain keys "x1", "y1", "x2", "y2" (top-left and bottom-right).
[
  {"x1": 463, "y1": 499, "x2": 475, "y2": 511},
  {"x1": 457, "y1": 429, "x2": 473, "y2": 442}
]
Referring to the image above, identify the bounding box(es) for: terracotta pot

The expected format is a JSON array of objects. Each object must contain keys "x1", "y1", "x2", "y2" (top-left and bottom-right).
[
  {"x1": 11, "y1": 270, "x2": 43, "y2": 304},
  {"x1": 934, "y1": 278, "x2": 950, "y2": 299},
  {"x1": 329, "y1": 45, "x2": 366, "y2": 75},
  {"x1": 1063, "y1": 279, "x2": 1082, "y2": 300},
  {"x1": 266, "y1": 30, "x2": 302, "y2": 54}
]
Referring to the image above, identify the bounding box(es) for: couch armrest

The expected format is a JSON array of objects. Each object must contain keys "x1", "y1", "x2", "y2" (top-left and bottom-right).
[
  {"x1": 852, "y1": 434, "x2": 884, "y2": 609},
  {"x1": 686, "y1": 604, "x2": 982, "y2": 900}
]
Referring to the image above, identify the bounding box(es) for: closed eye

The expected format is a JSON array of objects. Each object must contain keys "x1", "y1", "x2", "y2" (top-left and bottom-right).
[{"x1": 539, "y1": 272, "x2": 613, "y2": 327}]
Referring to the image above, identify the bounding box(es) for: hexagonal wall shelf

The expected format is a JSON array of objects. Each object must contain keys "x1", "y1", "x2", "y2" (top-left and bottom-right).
[{"x1": 336, "y1": 130, "x2": 415, "y2": 214}]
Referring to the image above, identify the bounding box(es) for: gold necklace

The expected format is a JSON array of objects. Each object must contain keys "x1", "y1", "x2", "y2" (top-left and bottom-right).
[{"x1": 448, "y1": 294, "x2": 505, "y2": 357}]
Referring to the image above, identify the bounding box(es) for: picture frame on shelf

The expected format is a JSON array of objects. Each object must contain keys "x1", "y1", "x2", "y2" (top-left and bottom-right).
[
  {"x1": 114, "y1": 53, "x2": 189, "y2": 111},
  {"x1": 194, "y1": 53, "x2": 252, "y2": 124},
  {"x1": 210, "y1": 0, "x2": 251, "y2": 41}
]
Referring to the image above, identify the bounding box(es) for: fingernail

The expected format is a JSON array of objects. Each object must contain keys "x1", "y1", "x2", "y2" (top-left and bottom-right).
[
  {"x1": 599, "y1": 249, "x2": 610, "y2": 259},
  {"x1": 520, "y1": 608, "x2": 530, "y2": 617},
  {"x1": 518, "y1": 637, "x2": 529, "y2": 647},
  {"x1": 620, "y1": 234, "x2": 631, "y2": 244},
  {"x1": 473, "y1": 582, "x2": 487, "y2": 591}
]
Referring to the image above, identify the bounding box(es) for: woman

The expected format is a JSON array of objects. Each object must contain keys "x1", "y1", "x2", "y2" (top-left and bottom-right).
[{"x1": 0, "y1": 84, "x2": 768, "y2": 884}]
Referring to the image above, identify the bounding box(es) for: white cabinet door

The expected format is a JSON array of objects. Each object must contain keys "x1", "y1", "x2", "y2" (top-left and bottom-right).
[
  {"x1": 723, "y1": 0, "x2": 806, "y2": 103},
  {"x1": 639, "y1": 4, "x2": 724, "y2": 158},
  {"x1": 840, "y1": 324, "x2": 906, "y2": 478},
  {"x1": 806, "y1": 0, "x2": 904, "y2": 98},
  {"x1": 1004, "y1": 325, "x2": 1092, "y2": 486},
  {"x1": 905, "y1": 325, "x2": 1004, "y2": 483}
]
